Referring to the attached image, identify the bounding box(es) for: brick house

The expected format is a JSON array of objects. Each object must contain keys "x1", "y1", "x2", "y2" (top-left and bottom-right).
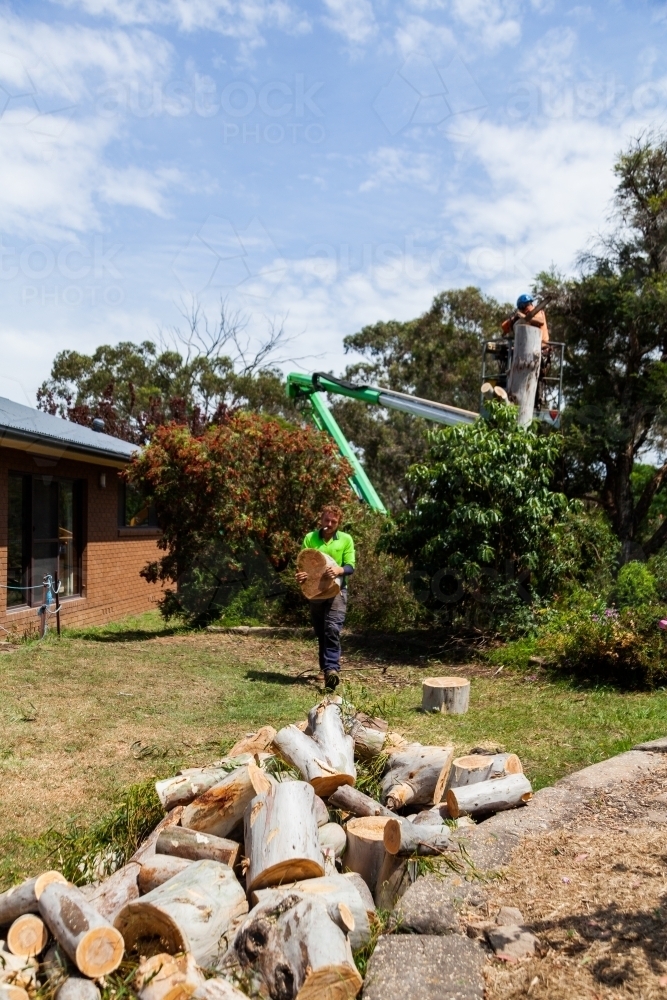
[{"x1": 0, "y1": 396, "x2": 163, "y2": 633}]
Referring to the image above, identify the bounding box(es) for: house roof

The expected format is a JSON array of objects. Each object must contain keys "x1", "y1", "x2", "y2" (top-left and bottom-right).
[{"x1": 0, "y1": 396, "x2": 139, "y2": 465}]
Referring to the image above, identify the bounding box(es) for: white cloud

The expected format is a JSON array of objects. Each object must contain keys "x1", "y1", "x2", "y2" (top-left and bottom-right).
[
  {"x1": 450, "y1": 0, "x2": 521, "y2": 50},
  {"x1": 359, "y1": 146, "x2": 438, "y2": 192},
  {"x1": 394, "y1": 14, "x2": 456, "y2": 60},
  {"x1": 321, "y1": 0, "x2": 377, "y2": 45}
]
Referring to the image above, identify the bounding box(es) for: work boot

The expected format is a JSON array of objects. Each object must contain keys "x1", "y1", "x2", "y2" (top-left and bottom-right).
[{"x1": 324, "y1": 670, "x2": 339, "y2": 691}]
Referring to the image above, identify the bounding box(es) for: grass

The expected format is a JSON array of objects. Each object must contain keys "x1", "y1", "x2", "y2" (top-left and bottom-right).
[{"x1": 3, "y1": 610, "x2": 667, "y2": 887}]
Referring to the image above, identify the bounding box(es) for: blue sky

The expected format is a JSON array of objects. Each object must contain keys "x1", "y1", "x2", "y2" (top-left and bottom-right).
[{"x1": 1, "y1": 0, "x2": 666, "y2": 405}]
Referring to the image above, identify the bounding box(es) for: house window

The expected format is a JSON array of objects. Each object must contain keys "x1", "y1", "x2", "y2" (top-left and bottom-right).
[
  {"x1": 119, "y1": 481, "x2": 158, "y2": 528},
  {"x1": 7, "y1": 473, "x2": 83, "y2": 606}
]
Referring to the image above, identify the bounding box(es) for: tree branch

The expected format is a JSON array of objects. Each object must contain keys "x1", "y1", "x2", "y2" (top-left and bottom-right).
[
  {"x1": 642, "y1": 514, "x2": 667, "y2": 557},
  {"x1": 633, "y1": 458, "x2": 667, "y2": 531}
]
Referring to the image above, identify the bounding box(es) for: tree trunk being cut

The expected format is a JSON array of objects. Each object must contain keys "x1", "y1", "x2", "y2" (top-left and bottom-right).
[
  {"x1": 115, "y1": 860, "x2": 247, "y2": 968},
  {"x1": 421, "y1": 677, "x2": 470, "y2": 715},
  {"x1": 296, "y1": 549, "x2": 341, "y2": 601},
  {"x1": 231, "y1": 894, "x2": 362, "y2": 1000},
  {"x1": 156, "y1": 826, "x2": 239, "y2": 868},
  {"x1": 54, "y1": 979, "x2": 101, "y2": 1000},
  {"x1": 251, "y1": 872, "x2": 371, "y2": 951},
  {"x1": 381, "y1": 745, "x2": 454, "y2": 810},
  {"x1": 86, "y1": 862, "x2": 141, "y2": 923},
  {"x1": 135, "y1": 952, "x2": 204, "y2": 1000},
  {"x1": 383, "y1": 819, "x2": 451, "y2": 857},
  {"x1": 328, "y1": 785, "x2": 397, "y2": 819},
  {"x1": 6, "y1": 915, "x2": 48, "y2": 957},
  {"x1": 181, "y1": 763, "x2": 268, "y2": 839},
  {"x1": 138, "y1": 856, "x2": 193, "y2": 895},
  {"x1": 0, "y1": 872, "x2": 67, "y2": 927},
  {"x1": 344, "y1": 816, "x2": 391, "y2": 896},
  {"x1": 245, "y1": 781, "x2": 324, "y2": 892},
  {"x1": 38, "y1": 882, "x2": 124, "y2": 978},
  {"x1": 446, "y1": 773, "x2": 533, "y2": 818},
  {"x1": 448, "y1": 755, "x2": 494, "y2": 788},
  {"x1": 507, "y1": 323, "x2": 542, "y2": 426},
  {"x1": 489, "y1": 753, "x2": 523, "y2": 778},
  {"x1": 318, "y1": 823, "x2": 346, "y2": 859}
]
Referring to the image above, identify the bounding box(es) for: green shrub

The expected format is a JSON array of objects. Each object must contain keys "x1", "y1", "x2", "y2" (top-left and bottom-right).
[
  {"x1": 613, "y1": 561, "x2": 658, "y2": 608},
  {"x1": 537, "y1": 603, "x2": 667, "y2": 688}
]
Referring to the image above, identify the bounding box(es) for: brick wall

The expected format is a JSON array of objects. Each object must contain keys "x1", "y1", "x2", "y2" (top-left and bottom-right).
[{"x1": 0, "y1": 445, "x2": 164, "y2": 633}]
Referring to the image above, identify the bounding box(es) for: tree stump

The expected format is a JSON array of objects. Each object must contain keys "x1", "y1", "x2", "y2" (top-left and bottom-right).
[
  {"x1": 381, "y1": 745, "x2": 454, "y2": 810},
  {"x1": 296, "y1": 549, "x2": 341, "y2": 600},
  {"x1": 446, "y1": 773, "x2": 533, "y2": 818},
  {"x1": 156, "y1": 827, "x2": 239, "y2": 868},
  {"x1": 115, "y1": 860, "x2": 247, "y2": 968},
  {"x1": 6, "y1": 915, "x2": 48, "y2": 957},
  {"x1": 245, "y1": 781, "x2": 324, "y2": 892},
  {"x1": 448, "y1": 755, "x2": 494, "y2": 788},
  {"x1": 344, "y1": 816, "x2": 392, "y2": 896},
  {"x1": 138, "y1": 857, "x2": 193, "y2": 895},
  {"x1": 507, "y1": 323, "x2": 542, "y2": 426},
  {"x1": 38, "y1": 883, "x2": 124, "y2": 978},
  {"x1": 0, "y1": 872, "x2": 67, "y2": 926},
  {"x1": 421, "y1": 677, "x2": 470, "y2": 715},
  {"x1": 181, "y1": 763, "x2": 268, "y2": 839}
]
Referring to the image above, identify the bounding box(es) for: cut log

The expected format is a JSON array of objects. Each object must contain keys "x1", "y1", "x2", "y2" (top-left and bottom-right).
[
  {"x1": 38, "y1": 882, "x2": 124, "y2": 978},
  {"x1": 308, "y1": 701, "x2": 356, "y2": 786},
  {"x1": 319, "y1": 823, "x2": 346, "y2": 859},
  {"x1": 135, "y1": 952, "x2": 204, "y2": 1000},
  {"x1": 448, "y1": 755, "x2": 494, "y2": 788},
  {"x1": 6, "y1": 914, "x2": 48, "y2": 957},
  {"x1": 489, "y1": 753, "x2": 523, "y2": 778},
  {"x1": 410, "y1": 804, "x2": 449, "y2": 826},
  {"x1": 421, "y1": 677, "x2": 470, "y2": 715},
  {"x1": 349, "y1": 722, "x2": 386, "y2": 760},
  {"x1": 156, "y1": 769, "x2": 236, "y2": 812},
  {"x1": 296, "y1": 549, "x2": 342, "y2": 601},
  {"x1": 130, "y1": 808, "x2": 183, "y2": 865},
  {"x1": 342, "y1": 873, "x2": 375, "y2": 919},
  {"x1": 180, "y1": 764, "x2": 267, "y2": 839},
  {"x1": 86, "y1": 862, "x2": 141, "y2": 923},
  {"x1": 193, "y1": 978, "x2": 249, "y2": 1000},
  {"x1": 374, "y1": 854, "x2": 409, "y2": 910},
  {"x1": 328, "y1": 785, "x2": 397, "y2": 819},
  {"x1": 252, "y1": 872, "x2": 371, "y2": 951},
  {"x1": 0, "y1": 986, "x2": 29, "y2": 1000},
  {"x1": 0, "y1": 872, "x2": 67, "y2": 926},
  {"x1": 383, "y1": 819, "x2": 451, "y2": 857},
  {"x1": 231, "y1": 894, "x2": 362, "y2": 1000},
  {"x1": 446, "y1": 773, "x2": 533, "y2": 818},
  {"x1": 507, "y1": 323, "x2": 542, "y2": 426},
  {"x1": 344, "y1": 816, "x2": 391, "y2": 896},
  {"x1": 273, "y1": 723, "x2": 355, "y2": 797},
  {"x1": 138, "y1": 856, "x2": 193, "y2": 895},
  {"x1": 228, "y1": 727, "x2": 277, "y2": 758},
  {"x1": 55, "y1": 979, "x2": 101, "y2": 1000},
  {"x1": 314, "y1": 795, "x2": 329, "y2": 827},
  {"x1": 115, "y1": 860, "x2": 247, "y2": 967},
  {"x1": 156, "y1": 826, "x2": 239, "y2": 868},
  {"x1": 381, "y1": 745, "x2": 454, "y2": 810},
  {"x1": 245, "y1": 781, "x2": 324, "y2": 892},
  {"x1": 0, "y1": 949, "x2": 37, "y2": 990}
]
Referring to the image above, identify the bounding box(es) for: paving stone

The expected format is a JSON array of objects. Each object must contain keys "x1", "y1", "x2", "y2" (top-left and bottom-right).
[
  {"x1": 362, "y1": 934, "x2": 485, "y2": 1000},
  {"x1": 634, "y1": 736, "x2": 667, "y2": 752},
  {"x1": 486, "y1": 924, "x2": 539, "y2": 958},
  {"x1": 496, "y1": 906, "x2": 524, "y2": 925},
  {"x1": 452, "y1": 827, "x2": 520, "y2": 868},
  {"x1": 394, "y1": 876, "x2": 461, "y2": 935}
]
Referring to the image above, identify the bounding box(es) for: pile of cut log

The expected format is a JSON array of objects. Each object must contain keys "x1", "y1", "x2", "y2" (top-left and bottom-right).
[{"x1": 0, "y1": 698, "x2": 532, "y2": 1000}]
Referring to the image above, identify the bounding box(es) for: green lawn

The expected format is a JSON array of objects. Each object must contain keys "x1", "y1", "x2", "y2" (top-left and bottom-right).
[{"x1": 1, "y1": 611, "x2": 666, "y2": 888}]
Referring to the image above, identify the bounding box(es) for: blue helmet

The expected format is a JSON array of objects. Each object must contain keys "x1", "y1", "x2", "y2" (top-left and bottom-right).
[{"x1": 517, "y1": 293, "x2": 533, "y2": 309}]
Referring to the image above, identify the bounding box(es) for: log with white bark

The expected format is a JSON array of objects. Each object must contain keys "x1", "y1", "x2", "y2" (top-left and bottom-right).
[
  {"x1": 244, "y1": 781, "x2": 324, "y2": 892},
  {"x1": 328, "y1": 785, "x2": 397, "y2": 819},
  {"x1": 296, "y1": 549, "x2": 342, "y2": 601},
  {"x1": 115, "y1": 860, "x2": 247, "y2": 968},
  {"x1": 130, "y1": 808, "x2": 183, "y2": 865},
  {"x1": 273, "y1": 702, "x2": 356, "y2": 797},
  {"x1": 180, "y1": 764, "x2": 269, "y2": 839},
  {"x1": 38, "y1": 883, "x2": 124, "y2": 978},
  {"x1": 135, "y1": 952, "x2": 204, "y2": 1000},
  {"x1": 156, "y1": 826, "x2": 239, "y2": 868},
  {"x1": 507, "y1": 323, "x2": 542, "y2": 426},
  {"x1": 448, "y1": 755, "x2": 494, "y2": 788},
  {"x1": 383, "y1": 819, "x2": 451, "y2": 857},
  {"x1": 156, "y1": 769, "x2": 237, "y2": 812},
  {"x1": 314, "y1": 795, "x2": 329, "y2": 827},
  {"x1": 54, "y1": 979, "x2": 101, "y2": 1000},
  {"x1": 0, "y1": 986, "x2": 29, "y2": 1000},
  {"x1": 344, "y1": 816, "x2": 391, "y2": 896},
  {"x1": 421, "y1": 677, "x2": 470, "y2": 715},
  {"x1": 231, "y1": 894, "x2": 362, "y2": 1000},
  {"x1": 381, "y1": 745, "x2": 454, "y2": 810},
  {"x1": 5, "y1": 915, "x2": 48, "y2": 957},
  {"x1": 308, "y1": 701, "x2": 356, "y2": 786},
  {"x1": 251, "y1": 872, "x2": 371, "y2": 951},
  {"x1": 138, "y1": 856, "x2": 193, "y2": 895},
  {"x1": 374, "y1": 854, "x2": 409, "y2": 911},
  {"x1": 193, "y1": 978, "x2": 249, "y2": 1000},
  {"x1": 0, "y1": 948, "x2": 37, "y2": 990},
  {"x1": 348, "y1": 722, "x2": 386, "y2": 760},
  {"x1": 0, "y1": 872, "x2": 67, "y2": 926},
  {"x1": 228, "y1": 727, "x2": 277, "y2": 758},
  {"x1": 446, "y1": 773, "x2": 533, "y2": 818},
  {"x1": 318, "y1": 823, "x2": 346, "y2": 859},
  {"x1": 410, "y1": 804, "x2": 449, "y2": 826},
  {"x1": 86, "y1": 862, "x2": 141, "y2": 923},
  {"x1": 489, "y1": 753, "x2": 523, "y2": 778},
  {"x1": 342, "y1": 873, "x2": 375, "y2": 919}
]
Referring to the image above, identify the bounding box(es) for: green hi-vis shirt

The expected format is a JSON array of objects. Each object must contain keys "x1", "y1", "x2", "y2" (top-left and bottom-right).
[{"x1": 302, "y1": 529, "x2": 356, "y2": 586}]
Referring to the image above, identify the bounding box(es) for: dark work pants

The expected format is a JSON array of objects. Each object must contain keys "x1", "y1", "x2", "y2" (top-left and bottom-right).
[{"x1": 309, "y1": 590, "x2": 348, "y2": 673}]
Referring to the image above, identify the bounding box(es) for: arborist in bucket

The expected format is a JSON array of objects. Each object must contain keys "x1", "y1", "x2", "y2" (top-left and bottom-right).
[{"x1": 295, "y1": 504, "x2": 355, "y2": 692}]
